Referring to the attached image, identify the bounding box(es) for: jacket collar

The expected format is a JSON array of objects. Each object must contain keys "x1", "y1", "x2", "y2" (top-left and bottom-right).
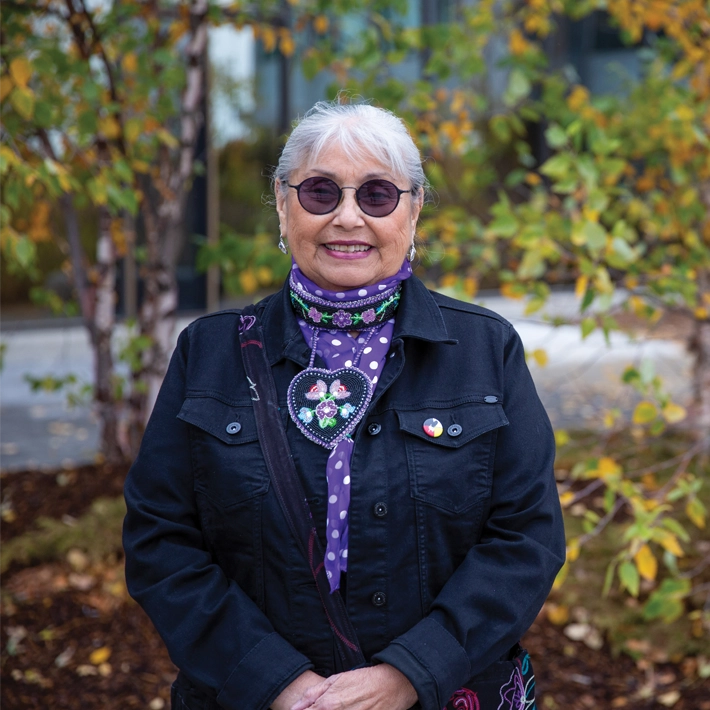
[{"x1": 261, "y1": 274, "x2": 456, "y2": 366}]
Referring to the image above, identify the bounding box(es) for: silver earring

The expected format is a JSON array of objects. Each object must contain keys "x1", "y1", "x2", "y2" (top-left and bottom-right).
[
  {"x1": 278, "y1": 234, "x2": 288, "y2": 254},
  {"x1": 407, "y1": 243, "x2": 416, "y2": 262}
]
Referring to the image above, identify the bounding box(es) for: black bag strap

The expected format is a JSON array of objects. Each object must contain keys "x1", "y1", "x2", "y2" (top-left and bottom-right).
[{"x1": 238, "y1": 305, "x2": 365, "y2": 670}]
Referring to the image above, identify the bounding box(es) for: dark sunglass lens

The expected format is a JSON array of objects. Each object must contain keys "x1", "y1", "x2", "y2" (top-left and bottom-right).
[
  {"x1": 357, "y1": 180, "x2": 399, "y2": 216},
  {"x1": 298, "y1": 177, "x2": 340, "y2": 214}
]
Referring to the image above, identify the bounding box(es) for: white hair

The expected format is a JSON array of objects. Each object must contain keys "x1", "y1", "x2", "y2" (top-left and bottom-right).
[{"x1": 274, "y1": 100, "x2": 428, "y2": 197}]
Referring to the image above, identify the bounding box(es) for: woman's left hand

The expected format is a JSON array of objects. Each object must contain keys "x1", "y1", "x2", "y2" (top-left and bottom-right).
[{"x1": 289, "y1": 664, "x2": 418, "y2": 710}]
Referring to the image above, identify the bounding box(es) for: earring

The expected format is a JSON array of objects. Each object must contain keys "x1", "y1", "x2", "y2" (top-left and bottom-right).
[
  {"x1": 278, "y1": 234, "x2": 288, "y2": 254},
  {"x1": 407, "y1": 243, "x2": 416, "y2": 262}
]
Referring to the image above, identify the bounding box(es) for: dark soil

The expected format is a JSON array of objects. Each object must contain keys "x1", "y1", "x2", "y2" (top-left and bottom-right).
[{"x1": 1, "y1": 464, "x2": 709, "y2": 709}]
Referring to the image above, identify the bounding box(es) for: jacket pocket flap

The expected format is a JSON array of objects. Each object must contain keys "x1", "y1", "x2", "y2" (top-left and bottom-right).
[
  {"x1": 178, "y1": 397, "x2": 259, "y2": 445},
  {"x1": 396, "y1": 402, "x2": 508, "y2": 448}
]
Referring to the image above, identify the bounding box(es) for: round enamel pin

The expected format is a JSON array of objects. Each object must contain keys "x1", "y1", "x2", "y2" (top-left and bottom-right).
[{"x1": 423, "y1": 418, "x2": 443, "y2": 438}]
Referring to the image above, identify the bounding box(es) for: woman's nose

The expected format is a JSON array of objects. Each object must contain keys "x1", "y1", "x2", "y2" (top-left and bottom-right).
[{"x1": 332, "y1": 188, "x2": 365, "y2": 228}]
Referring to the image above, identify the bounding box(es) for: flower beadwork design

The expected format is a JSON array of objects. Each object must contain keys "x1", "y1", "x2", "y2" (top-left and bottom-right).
[
  {"x1": 339, "y1": 402, "x2": 355, "y2": 418},
  {"x1": 302, "y1": 379, "x2": 351, "y2": 428},
  {"x1": 307, "y1": 306, "x2": 322, "y2": 323},
  {"x1": 361, "y1": 308, "x2": 376, "y2": 324},
  {"x1": 298, "y1": 407, "x2": 314, "y2": 424},
  {"x1": 332, "y1": 309, "x2": 353, "y2": 328}
]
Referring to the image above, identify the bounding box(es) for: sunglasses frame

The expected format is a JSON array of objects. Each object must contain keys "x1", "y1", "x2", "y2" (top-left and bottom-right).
[{"x1": 288, "y1": 177, "x2": 414, "y2": 218}]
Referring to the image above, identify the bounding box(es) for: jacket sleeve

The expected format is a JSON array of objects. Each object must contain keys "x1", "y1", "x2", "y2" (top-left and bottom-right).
[
  {"x1": 122, "y1": 327, "x2": 313, "y2": 710},
  {"x1": 372, "y1": 324, "x2": 566, "y2": 709}
]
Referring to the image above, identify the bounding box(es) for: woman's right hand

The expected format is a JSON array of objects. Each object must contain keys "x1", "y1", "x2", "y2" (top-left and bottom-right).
[{"x1": 271, "y1": 671, "x2": 326, "y2": 710}]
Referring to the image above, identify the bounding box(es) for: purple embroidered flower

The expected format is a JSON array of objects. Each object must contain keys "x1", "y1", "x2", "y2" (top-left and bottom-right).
[
  {"x1": 307, "y1": 306, "x2": 322, "y2": 323},
  {"x1": 298, "y1": 407, "x2": 314, "y2": 424},
  {"x1": 497, "y1": 668, "x2": 525, "y2": 710},
  {"x1": 332, "y1": 310, "x2": 352, "y2": 328},
  {"x1": 316, "y1": 399, "x2": 338, "y2": 420},
  {"x1": 361, "y1": 308, "x2": 376, "y2": 324},
  {"x1": 306, "y1": 380, "x2": 328, "y2": 400}
]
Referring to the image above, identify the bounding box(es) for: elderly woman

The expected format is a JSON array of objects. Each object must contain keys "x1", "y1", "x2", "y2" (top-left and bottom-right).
[{"x1": 123, "y1": 101, "x2": 565, "y2": 710}]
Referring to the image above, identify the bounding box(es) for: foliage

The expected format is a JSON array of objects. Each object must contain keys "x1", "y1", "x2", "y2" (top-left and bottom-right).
[
  {"x1": 211, "y1": 0, "x2": 710, "y2": 649},
  {"x1": 0, "y1": 497, "x2": 126, "y2": 574}
]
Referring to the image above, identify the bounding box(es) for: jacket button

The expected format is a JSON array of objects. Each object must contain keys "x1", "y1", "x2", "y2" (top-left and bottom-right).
[
  {"x1": 371, "y1": 591, "x2": 387, "y2": 607},
  {"x1": 447, "y1": 424, "x2": 462, "y2": 437},
  {"x1": 226, "y1": 422, "x2": 241, "y2": 434},
  {"x1": 373, "y1": 502, "x2": 388, "y2": 517},
  {"x1": 484, "y1": 395, "x2": 498, "y2": 404},
  {"x1": 367, "y1": 422, "x2": 382, "y2": 435}
]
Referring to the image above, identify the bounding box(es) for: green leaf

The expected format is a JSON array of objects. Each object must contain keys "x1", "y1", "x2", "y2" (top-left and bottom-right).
[
  {"x1": 643, "y1": 578, "x2": 691, "y2": 623},
  {"x1": 619, "y1": 561, "x2": 639, "y2": 597},
  {"x1": 545, "y1": 124, "x2": 567, "y2": 149},
  {"x1": 581, "y1": 317, "x2": 596, "y2": 339},
  {"x1": 10, "y1": 87, "x2": 35, "y2": 120},
  {"x1": 504, "y1": 69, "x2": 532, "y2": 107},
  {"x1": 540, "y1": 153, "x2": 571, "y2": 180}
]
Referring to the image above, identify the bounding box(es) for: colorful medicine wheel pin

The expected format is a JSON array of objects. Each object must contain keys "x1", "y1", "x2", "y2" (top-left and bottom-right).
[{"x1": 423, "y1": 418, "x2": 443, "y2": 438}]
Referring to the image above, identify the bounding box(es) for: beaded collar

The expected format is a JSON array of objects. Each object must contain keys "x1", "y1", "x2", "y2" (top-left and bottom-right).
[{"x1": 288, "y1": 272, "x2": 402, "y2": 331}]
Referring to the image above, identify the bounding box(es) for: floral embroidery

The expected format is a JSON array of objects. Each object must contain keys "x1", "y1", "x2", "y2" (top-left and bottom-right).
[
  {"x1": 289, "y1": 286, "x2": 401, "y2": 330},
  {"x1": 446, "y1": 689, "x2": 480, "y2": 710},
  {"x1": 300, "y1": 379, "x2": 352, "y2": 429},
  {"x1": 340, "y1": 402, "x2": 355, "y2": 418},
  {"x1": 497, "y1": 664, "x2": 534, "y2": 710},
  {"x1": 361, "y1": 308, "x2": 376, "y2": 324},
  {"x1": 332, "y1": 310, "x2": 353, "y2": 328}
]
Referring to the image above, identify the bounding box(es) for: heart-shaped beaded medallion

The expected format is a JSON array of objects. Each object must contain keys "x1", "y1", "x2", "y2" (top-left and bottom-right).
[{"x1": 287, "y1": 367, "x2": 373, "y2": 449}]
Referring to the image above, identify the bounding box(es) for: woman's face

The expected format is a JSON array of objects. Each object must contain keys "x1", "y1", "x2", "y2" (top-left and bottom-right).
[{"x1": 276, "y1": 142, "x2": 423, "y2": 292}]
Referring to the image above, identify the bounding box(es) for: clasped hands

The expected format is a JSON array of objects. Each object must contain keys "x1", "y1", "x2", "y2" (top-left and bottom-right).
[{"x1": 271, "y1": 664, "x2": 418, "y2": 710}]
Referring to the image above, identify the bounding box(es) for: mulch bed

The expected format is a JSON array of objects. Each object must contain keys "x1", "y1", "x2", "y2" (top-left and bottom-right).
[{"x1": 2, "y1": 463, "x2": 709, "y2": 709}]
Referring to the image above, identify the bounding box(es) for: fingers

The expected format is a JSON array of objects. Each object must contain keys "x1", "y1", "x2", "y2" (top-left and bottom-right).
[{"x1": 290, "y1": 676, "x2": 336, "y2": 710}]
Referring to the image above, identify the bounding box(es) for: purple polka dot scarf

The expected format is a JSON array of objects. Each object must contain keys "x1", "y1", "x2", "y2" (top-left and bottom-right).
[{"x1": 289, "y1": 258, "x2": 412, "y2": 592}]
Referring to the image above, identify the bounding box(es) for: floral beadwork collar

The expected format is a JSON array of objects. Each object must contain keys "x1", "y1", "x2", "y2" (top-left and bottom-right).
[{"x1": 289, "y1": 272, "x2": 402, "y2": 331}]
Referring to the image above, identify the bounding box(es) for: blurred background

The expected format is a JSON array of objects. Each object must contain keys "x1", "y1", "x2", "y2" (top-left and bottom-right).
[{"x1": 1, "y1": 1, "x2": 709, "y2": 708}]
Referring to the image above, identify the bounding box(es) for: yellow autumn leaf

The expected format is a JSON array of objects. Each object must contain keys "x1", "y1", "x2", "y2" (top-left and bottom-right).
[
  {"x1": 686, "y1": 498, "x2": 706, "y2": 529},
  {"x1": 566, "y1": 539, "x2": 580, "y2": 562},
  {"x1": 98, "y1": 116, "x2": 121, "y2": 140},
  {"x1": 240, "y1": 269, "x2": 258, "y2": 294},
  {"x1": 0, "y1": 75, "x2": 13, "y2": 102},
  {"x1": 279, "y1": 30, "x2": 295, "y2": 57},
  {"x1": 559, "y1": 491, "x2": 575, "y2": 507},
  {"x1": 546, "y1": 603, "x2": 569, "y2": 625},
  {"x1": 121, "y1": 52, "x2": 138, "y2": 74},
  {"x1": 574, "y1": 274, "x2": 588, "y2": 300},
  {"x1": 256, "y1": 265, "x2": 273, "y2": 286},
  {"x1": 9, "y1": 57, "x2": 32, "y2": 88},
  {"x1": 313, "y1": 15, "x2": 329, "y2": 34},
  {"x1": 634, "y1": 544, "x2": 657, "y2": 582},
  {"x1": 662, "y1": 403, "x2": 687, "y2": 424},
  {"x1": 694, "y1": 306, "x2": 709, "y2": 320},
  {"x1": 597, "y1": 456, "x2": 621, "y2": 478},
  {"x1": 261, "y1": 26, "x2": 277, "y2": 53},
  {"x1": 632, "y1": 401, "x2": 657, "y2": 425},
  {"x1": 509, "y1": 29, "x2": 530, "y2": 56},
  {"x1": 500, "y1": 282, "x2": 523, "y2": 300},
  {"x1": 532, "y1": 349, "x2": 548, "y2": 367},
  {"x1": 653, "y1": 530, "x2": 684, "y2": 557},
  {"x1": 554, "y1": 429, "x2": 570, "y2": 447},
  {"x1": 89, "y1": 646, "x2": 112, "y2": 665}
]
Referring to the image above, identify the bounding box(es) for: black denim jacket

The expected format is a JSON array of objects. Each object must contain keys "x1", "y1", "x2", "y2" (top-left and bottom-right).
[{"x1": 123, "y1": 276, "x2": 565, "y2": 710}]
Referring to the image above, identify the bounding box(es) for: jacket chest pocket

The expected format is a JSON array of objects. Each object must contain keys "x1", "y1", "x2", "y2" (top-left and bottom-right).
[
  {"x1": 397, "y1": 401, "x2": 508, "y2": 514},
  {"x1": 178, "y1": 396, "x2": 269, "y2": 508}
]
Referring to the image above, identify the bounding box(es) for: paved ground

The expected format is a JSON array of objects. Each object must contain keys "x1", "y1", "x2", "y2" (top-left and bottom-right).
[{"x1": 0, "y1": 291, "x2": 693, "y2": 472}]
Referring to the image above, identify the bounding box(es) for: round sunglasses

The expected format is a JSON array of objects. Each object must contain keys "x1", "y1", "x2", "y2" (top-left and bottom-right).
[{"x1": 288, "y1": 176, "x2": 414, "y2": 218}]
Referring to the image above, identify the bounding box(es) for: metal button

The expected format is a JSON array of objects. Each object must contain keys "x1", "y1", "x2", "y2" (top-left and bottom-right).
[
  {"x1": 371, "y1": 591, "x2": 387, "y2": 607},
  {"x1": 368, "y1": 422, "x2": 382, "y2": 435},
  {"x1": 447, "y1": 424, "x2": 462, "y2": 437},
  {"x1": 484, "y1": 395, "x2": 498, "y2": 404},
  {"x1": 226, "y1": 422, "x2": 241, "y2": 434},
  {"x1": 373, "y1": 502, "x2": 388, "y2": 517}
]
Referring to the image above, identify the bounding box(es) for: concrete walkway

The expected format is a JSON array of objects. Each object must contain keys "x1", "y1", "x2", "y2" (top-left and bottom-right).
[{"x1": 0, "y1": 291, "x2": 692, "y2": 472}]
